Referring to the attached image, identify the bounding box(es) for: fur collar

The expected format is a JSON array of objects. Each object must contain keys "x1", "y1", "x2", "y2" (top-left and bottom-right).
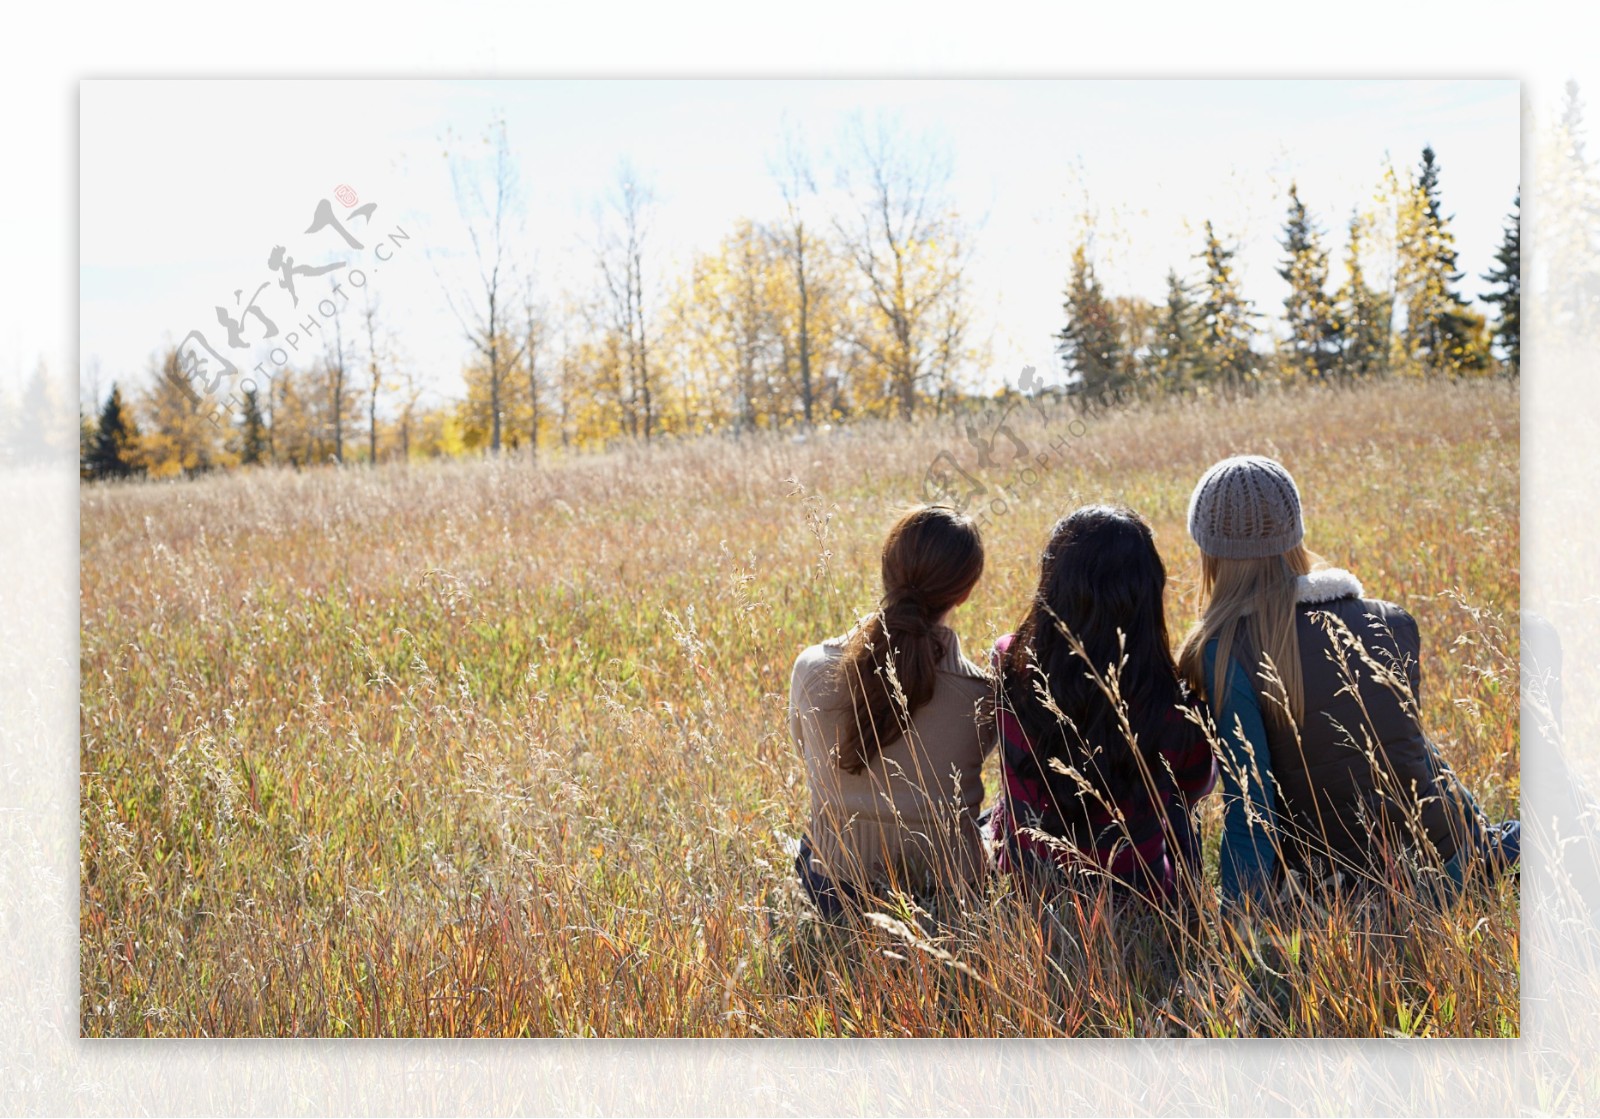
[{"x1": 1296, "y1": 567, "x2": 1364, "y2": 605}]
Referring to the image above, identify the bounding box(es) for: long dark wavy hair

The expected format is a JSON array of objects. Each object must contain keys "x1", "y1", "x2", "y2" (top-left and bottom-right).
[
  {"x1": 832, "y1": 504, "x2": 985, "y2": 774},
  {"x1": 999, "y1": 504, "x2": 1186, "y2": 805}
]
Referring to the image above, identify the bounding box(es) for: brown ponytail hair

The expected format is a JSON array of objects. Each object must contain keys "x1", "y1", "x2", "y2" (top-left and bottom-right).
[{"x1": 831, "y1": 505, "x2": 985, "y2": 774}]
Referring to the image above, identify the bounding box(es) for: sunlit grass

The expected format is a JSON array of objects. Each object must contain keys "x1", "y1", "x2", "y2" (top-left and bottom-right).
[{"x1": 80, "y1": 378, "x2": 1519, "y2": 1036}]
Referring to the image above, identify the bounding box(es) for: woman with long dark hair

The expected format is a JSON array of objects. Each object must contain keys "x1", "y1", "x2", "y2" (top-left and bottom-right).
[
  {"x1": 788, "y1": 504, "x2": 995, "y2": 917},
  {"x1": 988, "y1": 505, "x2": 1217, "y2": 902}
]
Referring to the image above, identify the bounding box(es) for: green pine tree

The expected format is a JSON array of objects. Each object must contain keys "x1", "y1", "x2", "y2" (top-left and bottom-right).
[
  {"x1": 1335, "y1": 212, "x2": 1392, "y2": 379},
  {"x1": 1145, "y1": 268, "x2": 1199, "y2": 393},
  {"x1": 1195, "y1": 221, "x2": 1259, "y2": 392},
  {"x1": 1481, "y1": 188, "x2": 1520, "y2": 377},
  {"x1": 1277, "y1": 184, "x2": 1342, "y2": 379},
  {"x1": 239, "y1": 386, "x2": 269, "y2": 466},
  {"x1": 1055, "y1": 241, "x2": 1127, "y2": 407},
  {"x1": 87, "y1": 382, "x2": 142, "y2": 481}
]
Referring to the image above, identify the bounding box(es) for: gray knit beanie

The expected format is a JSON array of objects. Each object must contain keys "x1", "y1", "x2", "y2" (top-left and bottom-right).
[{"x1": 1187, "y1": 455, "x2": 1304, "y2": 559}]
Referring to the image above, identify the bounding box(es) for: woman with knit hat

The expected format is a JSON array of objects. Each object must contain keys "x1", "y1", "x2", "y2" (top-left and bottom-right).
[{"x1": 1175, "y1": 454, "x2": 1519, "y2": 910}]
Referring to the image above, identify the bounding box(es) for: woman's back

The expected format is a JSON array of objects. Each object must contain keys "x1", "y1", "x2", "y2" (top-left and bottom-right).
[
  {"x1": 1178, "y1": 453, "x2": 1516, "y2": 906},
  {"x1": 1208, "y1": 573, "x2": 1477, "y2": 874},
  {"x1": 987, "y1": 505, "x2": 1217, "y2": 899},
  {"x1": 790, "y1": 624, "x2": 994, "y2": 891},
  {"x1": 991, "y1": 632, "x2": 1215, "y2": 895}
]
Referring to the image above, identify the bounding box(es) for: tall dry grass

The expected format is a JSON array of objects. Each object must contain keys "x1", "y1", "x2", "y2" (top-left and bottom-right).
[{"x1": 80, "y1": 378, "x2": 1521, "y2": 1036}]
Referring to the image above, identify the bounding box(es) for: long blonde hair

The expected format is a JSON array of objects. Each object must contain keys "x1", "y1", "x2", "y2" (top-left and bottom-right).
[{"x1": 1177, "y1": 545, "x2": 1317, "y2": 729}]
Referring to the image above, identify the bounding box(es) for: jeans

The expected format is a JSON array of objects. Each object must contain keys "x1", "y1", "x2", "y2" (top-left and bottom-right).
[
  {"x1": 794, "y1": 834, "x2": 864, "y2": 920},
  {"x1": 1444, "y1": 818, "x2": 1521, "y2": 892}
]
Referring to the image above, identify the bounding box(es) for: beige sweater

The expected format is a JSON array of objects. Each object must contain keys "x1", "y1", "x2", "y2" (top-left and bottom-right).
[{"x1": 788, "y1": 623, "x2": 997, "y2": 891}]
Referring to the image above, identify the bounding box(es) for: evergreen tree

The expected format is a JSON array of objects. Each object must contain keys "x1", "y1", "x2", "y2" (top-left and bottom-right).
[
  {"x1": 86, "y1": 382, "x2": 142, "y2": 480},
  {"x1": 1276, "y1": 184, "x2": 1342, "y2": 379},
  {"x1": 1396, "y1": 145, "x2": 1489, "y2": 378},
  {"x1": 1481, "y1": 188, "x2": 1520, "y2": 377},
  {"x1": 1195, "y1": 221, "x2": 1259, "y2": 391},
  {"x1": 238, "y1": 385, "x2": 269, "y2": 465},
  {"x1": 1145, "y1": 269, "x2": 1199, "y2": 392},
  {"x1": 1055, "y1": 242, "x2": 1127, "y2": 406},
  {"x1": 1335, "y1": 212, "x2": 1391, "y2": 379}
]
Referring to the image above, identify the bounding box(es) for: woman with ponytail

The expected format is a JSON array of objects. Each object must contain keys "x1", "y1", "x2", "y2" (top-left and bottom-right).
[
  {"x1": 788, "y1": 504, "x2": 994, "y2": 917},
  {"x1": 1175, "y1": 455, "x2": 1519, "y2": 912}
]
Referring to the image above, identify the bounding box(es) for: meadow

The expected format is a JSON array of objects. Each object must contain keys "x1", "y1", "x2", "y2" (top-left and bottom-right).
[{"x1": 80, "y1": 378, "x2": 1521, "y2": 1037}]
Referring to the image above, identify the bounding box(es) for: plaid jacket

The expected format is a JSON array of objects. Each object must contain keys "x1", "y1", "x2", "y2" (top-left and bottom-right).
[{"x1": 987, "y1": 634, "x2": 1218, "y2": 897}]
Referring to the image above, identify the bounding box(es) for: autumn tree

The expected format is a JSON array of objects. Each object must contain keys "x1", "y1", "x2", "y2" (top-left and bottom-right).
[
  {"x1": 313, "y1": 309, "x2": 356, "y2": 463},
  {"x1": 79, "y1": 360, "x2": 101, "y2": 476},
  {"x1": 85, "y1": 382, "x2": 142, "y2": 480},
  {"x1": 1277, "y1": 184, "x2": 1342, "y2": 379},
  {"x1": 79, "y1": 403, "x2": 95, "y2": 478},
  {"x1": 544, "y1": 298, "x2": 590, "y2": 449},
  {"x1": 406, "y1": 402, "x2": 468, "y2": 460},
  {"x1": 770, "y1": 126, "x2": 830, "y2": 425},
  {"x1": 833, "y1": 115, "x2": 972, "y2": 420},
  {"x1": 137, "y1": 347, "x2": 231, "y2": 477},
  {"x1": 550, "y1": 288, "x2": 633, "y2": 449},
  {"x1": 580, "y1": 324, "x2": 633, "y2": 448},
  {"x1": 443, "y1": 117, "x2": 527, "y2": 453},
  {"x1": 515, "y1": 288, "x2": 551, "y2": 461},
  {"x1": 1110, "y1": 294, "x2": 1157, "y2": 399},
  {"x1": 269, "y1": 367, "x2": 320, "y2": 468},
  {"x1": 1395, "y1": 145, "x2": 1488, "y2": 378},
  {"x1": 1195, "y1": 221, "x2": 1260, "y2": 391},
  {"x1": 360, "y1": 292, "x2": 387, "y2": 463},
  {"x1": 595, "y1": 161, "x2": 659, "y2": 441},
  {"x1": 553, "y1": 338, "x2": 578, "y2": 449},
  {"x1": 671, "y1": 220, "x2": 789, "y2": 431},
  {"x1": 261, "y1": 367, "x2": 278, "y2": 462},
  {"x1": 1332, "y1": 211, "x2": 1392, "y2": 380},
  {"x1": 393, "y1": 362, "x2": 430, "y2": 462},
  {"x1": 458, "y1": 331, "x2": 524, "y2": 453}
]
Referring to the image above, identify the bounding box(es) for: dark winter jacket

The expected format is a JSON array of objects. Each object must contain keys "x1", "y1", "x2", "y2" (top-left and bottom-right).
[{"x1": 1214, "y1": 568, "x2": 1479, "y2": 881}]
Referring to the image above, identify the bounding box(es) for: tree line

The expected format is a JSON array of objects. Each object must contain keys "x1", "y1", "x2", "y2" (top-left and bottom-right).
[
  {"x1": 1057, "y1": 145, "x2": 1518, "y2": 406},
  {"x1": 81, "y1": 121, "x2": 1520, "y2": 483}
]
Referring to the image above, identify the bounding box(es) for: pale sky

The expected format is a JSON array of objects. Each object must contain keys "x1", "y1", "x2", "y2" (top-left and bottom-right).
[{"x1": 76, "y1": 79, "x2": 1520, "y2": 409}]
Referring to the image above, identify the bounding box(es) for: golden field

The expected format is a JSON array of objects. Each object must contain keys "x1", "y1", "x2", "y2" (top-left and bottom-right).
[{"x1": 80, "y1": 378, "x2": 1520, "y2": 1037}]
